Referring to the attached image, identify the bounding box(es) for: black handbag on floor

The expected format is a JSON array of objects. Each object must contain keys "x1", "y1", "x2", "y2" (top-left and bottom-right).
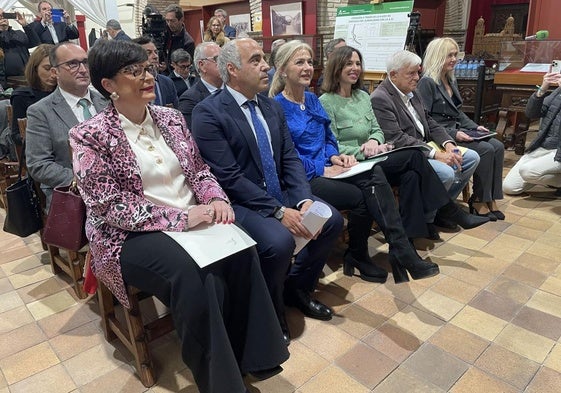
[{"x1": 2, "y1": 142, "x2": 43, "y2": 237}]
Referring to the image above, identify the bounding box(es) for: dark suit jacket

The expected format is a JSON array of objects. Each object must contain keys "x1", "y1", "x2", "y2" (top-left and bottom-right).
[
  {"x1": 178, "y1": 79, "x2": 211, "y2": 129},
  {"x1": 191, "y1": 88, "x2": 312, "y2": 216},
  {"x1": 416, "y1": 75, "x2": 478, "y2": 139},
  {"x1": 155, "y1": 74, "x2": 178, "y2": 108},
  {"x1": 224, "y1": 25, "x2": 236, "y2": 38},
  {"x1": 371, "y1": 78, "x2": 453, "y2": 153},
  {"x1": 169, "y1": 73, "x2": 198, "y2": 97},
  {"x1": 28, "y1": 20, "x2": 79, "y2": 45}
]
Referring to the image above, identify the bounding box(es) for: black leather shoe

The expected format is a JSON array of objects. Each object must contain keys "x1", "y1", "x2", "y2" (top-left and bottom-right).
[
  {"x1": 426, "y1": 223, "x2": 442, "y2": 241},
  {"x1": 279, "y1": 314, "x2": 291, "y2": 346},
  {"x1": 249, "y1": 365, "x2": 283, "y2": 381},
  {"x1": 343, "y1": 251, "x2": 387, "y2": 283},
  {"x1": 433, "y1": 214, "x2": 459, "y2": 230},
  {"x1": 284, "y1": 289, "x2": 333, "y2": 321},
  {"x1": 437, "y1": 202, "x2": 490, "y2": 229}
]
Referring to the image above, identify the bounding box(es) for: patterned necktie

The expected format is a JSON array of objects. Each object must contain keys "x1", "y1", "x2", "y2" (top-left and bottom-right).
[
  {"x1": 246, "y1": 100, "x2": 283, "y2": 203},
  {"x1": 78, "y1": 98, "x2": 92, "y2": 120}
]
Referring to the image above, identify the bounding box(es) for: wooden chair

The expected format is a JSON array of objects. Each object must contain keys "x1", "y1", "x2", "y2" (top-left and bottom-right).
[
  {"x1": 97, "y1": 281, "x2": 174, "y2": 387},
  {"x1": 0, "y1": 105, "x2": 20, "y2": 209}
]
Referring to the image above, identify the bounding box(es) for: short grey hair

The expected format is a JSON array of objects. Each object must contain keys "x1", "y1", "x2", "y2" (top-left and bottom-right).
[
  {"x1": 171, "y1": 49, "x2": 191, "y2": 64},
  {"x1": 105, "y1": 19, "x2": 121, "y2": 30},
  {"x1": 194, "y1": 42, "x2": 219, "y2": 73},
  {"x1": 215, "y1": 8, "x2": 227, "y2": 18},
  {"x1": 218, "y1": 40, "x2": 241, "y2": 84},
  {"x1": 324, "y1": 38, "x2": 345, "y2": 59},
  {"x1": 386, "y1": 50, "x2": 421, "y2": 73}
]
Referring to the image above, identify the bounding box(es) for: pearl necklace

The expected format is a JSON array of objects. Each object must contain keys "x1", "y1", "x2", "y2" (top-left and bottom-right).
[{"x1": 283, "y1": 91, "x2": 306, "y2": 111}]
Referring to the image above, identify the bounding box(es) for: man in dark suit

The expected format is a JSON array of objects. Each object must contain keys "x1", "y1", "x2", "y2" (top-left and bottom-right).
[
  {"x1": 178, "y1": 42, "x2": 222, "y2": 128},
  {"x1": 29, "y1": 1, "x2": 79, "y2": 45},
  {"x1": 371, "y1": 50, "x2": 480, "y2": 209},
  {"x1": 168, "y1": 49, "x2": 198, "y2": 97},
  {"x1": 105, "y1": 19, "x2": 131, "y2": 41},
  {"x1": 192, "y1": 38, "x2": 343, "y2": 344},
  {"x1": 133, "y1": 36, "x2": 178, "y2": 108}
]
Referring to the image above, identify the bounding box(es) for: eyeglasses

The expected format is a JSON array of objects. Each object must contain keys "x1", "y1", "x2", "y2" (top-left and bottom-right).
[
  {"x1": 174, "y1": 64, "x2": 192, "y2": 70},
  {"x1": 202, "y1": 56, "x2": 218, "y2": 64},
  {"x1": 119, "y1": 64, "x2": 156, "y2": 79},
  {"x1": 53, "y1": 59, "x2": 89, "y2": 72}
]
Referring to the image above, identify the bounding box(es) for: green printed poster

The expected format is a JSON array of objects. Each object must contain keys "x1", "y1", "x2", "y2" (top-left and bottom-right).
[{"x1": 334, "y1": 1, "x2": 414, "y2": 71}]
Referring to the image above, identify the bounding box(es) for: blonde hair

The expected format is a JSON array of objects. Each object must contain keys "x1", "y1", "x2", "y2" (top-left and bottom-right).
[
  {"x1": 203, "y1": 17, "x2": 230, "y2": 47},
  {"x1": 268, "y1": 40, "x2": 313, "y2": 97},
  {"x1": 422, "y1": 37, "x2": 459, "y2": 83}
]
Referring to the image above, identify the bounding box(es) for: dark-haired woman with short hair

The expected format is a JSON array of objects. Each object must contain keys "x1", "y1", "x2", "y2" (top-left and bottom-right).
[{"x1": 69, "y1": 39, "x2": 288, "y2": 393}]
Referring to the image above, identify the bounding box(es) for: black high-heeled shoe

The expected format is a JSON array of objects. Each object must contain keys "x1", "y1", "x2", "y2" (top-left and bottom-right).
[
  {"x1": 343, "y1": 252, "x2": 388, "y2": 283},
  {"x1": 389, "y1": 253, "x2": 440, "y2": 284},
  {"x1": 468, "y1": 198, "x2": 498, "y2": 221},
  {"x1": 491, "y1": 210, "x2": 505, "y2": 220}
]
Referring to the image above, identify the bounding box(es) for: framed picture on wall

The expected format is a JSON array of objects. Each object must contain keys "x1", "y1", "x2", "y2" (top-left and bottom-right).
[
  {"x1": 230, "y1": 13, "x2": 251, "y2": 35},
  {"x1": 270, "y1": 2, "x2": 303, "y2": 36}
]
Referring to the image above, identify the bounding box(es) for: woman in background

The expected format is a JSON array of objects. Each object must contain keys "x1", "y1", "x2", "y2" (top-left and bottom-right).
[
  {"x1": 70, "y1": 40, "x2": 288, "y2": 393},
  {"x1": 10, "y1": 43, "x2": 56, "y2": 145},
  {"x1": 417, "y1": 37, "x2": 505, "y2": 220},
  {"x1": 202, "y1": 16, "x2": 230, "y2": 47}
]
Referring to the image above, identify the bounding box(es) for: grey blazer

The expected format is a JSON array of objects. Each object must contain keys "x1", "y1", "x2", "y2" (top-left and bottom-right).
[{"x1": 25, "y1": 87, "x2": 107, "y2": 208}]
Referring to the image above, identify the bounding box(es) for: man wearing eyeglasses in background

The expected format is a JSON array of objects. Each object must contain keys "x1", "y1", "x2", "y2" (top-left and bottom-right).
[
  {"x1": 133, "y1": 36, "x2": 178, "y2": 108},
  {"x1": 168, "y1": 49, "x2": 197, "y2": 97},
  {"x1": 163, "y1": 4, "x2": 195, "y2": 74},
  {"x1": 25, "y1": 42, "x2": 107, "y2": 209},
  {"x1": 178, "y1": 42, "x2": 222, "y2": 129},
  {"x1": 29, "y1": 1, "x2": 79, "y2": 45}
]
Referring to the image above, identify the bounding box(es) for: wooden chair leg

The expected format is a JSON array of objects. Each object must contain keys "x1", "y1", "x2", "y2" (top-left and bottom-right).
[
  {"x1": 47, "y1": 245, "x2": 87, "y2": 299},
  {"x1": 97, "y1": 282, "x2": 117, "y2": 341}
]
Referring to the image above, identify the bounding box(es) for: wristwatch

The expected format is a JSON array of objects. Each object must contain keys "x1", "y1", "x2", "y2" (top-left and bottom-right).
[{"x1": 273, "y1": 206, "x2": 286, "y2": 221}]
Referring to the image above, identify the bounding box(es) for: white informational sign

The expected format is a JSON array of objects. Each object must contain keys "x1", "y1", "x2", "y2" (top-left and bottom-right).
[{"x1": 334, "y1": 1, "x2": 414, "y2": 72}]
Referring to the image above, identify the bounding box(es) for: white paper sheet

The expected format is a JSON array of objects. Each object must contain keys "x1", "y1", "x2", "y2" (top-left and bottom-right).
[
  {"x1": 293, "y1": 201, "x2": 333, "y2": 255},
  {"x1": 519, "y1": 63, "x2": 551, "y2": 72},
  {"x1": 164, "y1": 224, "x2": 256, "y2": 268}
]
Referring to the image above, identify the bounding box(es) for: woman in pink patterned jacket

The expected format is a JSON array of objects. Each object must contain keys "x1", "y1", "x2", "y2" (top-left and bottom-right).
[{"x1": 69, "y1": 40, "x2": 288, "y2": 393}]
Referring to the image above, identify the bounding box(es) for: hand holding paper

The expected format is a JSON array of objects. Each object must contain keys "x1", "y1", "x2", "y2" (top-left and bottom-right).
[{"x1": 293, "y1": 201, "x2": 333, "y2": 254}]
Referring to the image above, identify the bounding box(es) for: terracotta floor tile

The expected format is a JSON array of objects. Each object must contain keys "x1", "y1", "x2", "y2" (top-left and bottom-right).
[
  {"x1": 449, "y1": 366, "x2": 519, "y2": 393},
  {"x1": 450, "y1": 306, "x2": 508, "y2": 341},
  {"x1": 276, "y1": 341, "x2": 329, "y2": 389},
  {"x1": 401, "y1": 343, "x2": 468, "y2": 390},
  {"x1": 0, "y1": 255, "x2": 43, "y2": 276},
  {"x1": 371, "y1": 367, "x2": 446, "y2": 393},
  {"x1": 412, "y1": 289, "x2": 464, "y2": 322},
  {"x1": 517, "y1": 252, "x2": 560, "y2": 276},
  {"x1": 329, "y1": 304, "x2": 384, "y2": 339},
  {"x1": 0, "y1": 322, "x2": 46, "y2": 359},
  {"x1": 0, "y1": 246, "x2": 34, "y2": 265},
  {"x1": 428, "y1": 324, "x2": 490, "y2": 364},
  {"x1": 479, "y1": 233, "x2": 533, "y2": 263},
  {"x1": 354, "y1": 291, "x2": 407, "y2": 319},
  {"x1": 16, "y1": 277, "x2": 68, "y2": 304},
  {"x1": 0, "y1": 370, "x2": 5, "y2": 388},
  {"x1": 487, "y1": 276, "x2": 536, "y2": 304},
  {"x1": 544, "y1": 343, "x2": 561, "y2": 374},
  {"x1": 475, "y1": 344, "x2": 540, "y2": 389},
  {"x1": 503, "y1": 264, "x2": 547, "y2": 289},
  {"x1": 151, "y1": 367, "x2": 199, "y2": 393},
  {"x1": 49, "y1": 321, "x2": 104, "y2": 361},
  {"x1": 375, "y1": 280, "x2": 430, "y2": 305},
  {"x1": 527, "y1": 290, "x2": 561, "y2": 319},
  {"x1": 297, "y1": 365, "x2": 369, "y2": 393},
  {"x1": 362, "y1": 322, "x2": 421, "y2": 363},
  {"x1": 0, "y1": 342, "x2": 60, "y2": 385},
  {"x1": 0, "y1": 306, "x2": 34, "y2": 335},
  {"x1": 504, "y1": 223, "x2": 544, "y2": 241},
  {"x1": 0, "y1": 277, "x2": 13, "y2": 296},
  {"x1": 526, "y1": 366, "x2": 561, "y2": 393},
  {"x1": 511, "y1": 306, "x2": 561, "y2": 340},
  {"x1": 63, "y1": 343, "x2": 128, "y2": 386},
  {"x1": 77, "y1": 364, "x2": 146, "y2": 393},
  {"x1": 540, "y1": 276, "x2": 561, "y2": 297},
  {"x1": 494, "y1": 324, "x2": 555, "y2": 363},
  {"x1": 26, "y1": 290, "x2": 77, "y2": 320},
  {"x1": 9, "y1": 364, "x2": 76, "y2": 393},
  {"x1": 438, "y1": 260, "x2": 495, "y2": 289},
  {"x1": 0, "y1": 290, "x2": 24, "y2": 314},
  {"x1": 388, "y1": 305, "x2": 444, "y2": 341},
  {"x1": 299, "y1": 323, "x2": 357, "y2": 362},
  {"x1": 430, "y1": 275, "x2": 480, "y2": 304},
  {"x1": 7, "y1": 266, "x2": 53, "y2": 290},
  {"x1": 515, "y1": 216, "x2": 554, "y2": 231},
  {"x1": 468, "y1": 290, "x2": 523, "y2": 321},
  {"x1": 322, "y1": 276, "x2": 378, "y2": 303},
  {"x1": 464, "y1": 255, "x2": 511, "y2": 276},
  {"x1": 526, "y1": 242, "x2": 561, "y2": 264},
  {"x1": 335, "y1": 342, "x2": 397, "y2": 389},
  {"x1": 37, "y1": 303, "x2": 96, "y2": 338}
]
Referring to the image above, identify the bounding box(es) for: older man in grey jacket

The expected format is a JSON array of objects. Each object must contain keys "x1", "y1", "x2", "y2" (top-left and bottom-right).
[{"x1": 26, "y1": 42, "x2": 107, "y2": 209}]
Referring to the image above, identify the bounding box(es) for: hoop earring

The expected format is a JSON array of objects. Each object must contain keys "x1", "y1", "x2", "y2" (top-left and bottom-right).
[{"x1": 110, "y1": 91, "x2": 119, "y2": 101}]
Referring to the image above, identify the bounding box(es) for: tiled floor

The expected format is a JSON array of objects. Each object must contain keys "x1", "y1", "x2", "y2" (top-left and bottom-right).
[{"x1": 1, "y1": 148, "x2": 561, "y2": 393}]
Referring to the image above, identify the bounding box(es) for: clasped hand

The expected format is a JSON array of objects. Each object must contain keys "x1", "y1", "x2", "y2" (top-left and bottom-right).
[
  {"x1": 324, "y1": 154, "x2": 357, "y2": 177},
  {"x1": 360, "y1": 139, "x2": 393, "y2": 158},
  {"x1": 187, "y1": 200, "x2": 234, "y2": 228},
  {"x1": 435, "y1": 144, "x2": 463, "y2": 170}
]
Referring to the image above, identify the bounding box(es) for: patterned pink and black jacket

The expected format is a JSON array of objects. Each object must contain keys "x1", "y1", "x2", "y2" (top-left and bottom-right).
[{"x1": 69, "y1": 103, "x2": 228, "y2": 307}]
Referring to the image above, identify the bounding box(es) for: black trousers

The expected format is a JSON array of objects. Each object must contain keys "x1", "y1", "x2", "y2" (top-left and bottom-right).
[
  {"x1": 459, "y1": 138, "x2": 504, "y2": 202},
  {"x1": 120, "y1": 231, "x2": 289, "y2": 393}
]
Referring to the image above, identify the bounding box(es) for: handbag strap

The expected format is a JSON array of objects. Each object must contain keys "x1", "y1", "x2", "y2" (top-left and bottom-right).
[{"x1": 16, "y1": 139, "x2": 27, "y2": 182}]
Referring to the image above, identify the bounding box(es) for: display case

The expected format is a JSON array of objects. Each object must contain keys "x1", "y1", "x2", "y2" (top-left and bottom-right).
[{"x1": 494, "y1": 40, "x2": 561, "y2": 153}]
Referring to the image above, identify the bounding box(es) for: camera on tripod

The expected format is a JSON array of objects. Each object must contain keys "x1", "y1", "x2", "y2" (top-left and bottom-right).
[
  {"x1": 142, "y1": 5, "x2": 166, "y2": 55},
  {"x1": 405, "y1": 11, "x2": 424, "y2": 56}
]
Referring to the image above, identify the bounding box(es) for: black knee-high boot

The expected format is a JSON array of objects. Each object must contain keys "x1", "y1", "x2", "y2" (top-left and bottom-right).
[{"x1": 359, "y1": 178, "x2": 440, "y2": 283}]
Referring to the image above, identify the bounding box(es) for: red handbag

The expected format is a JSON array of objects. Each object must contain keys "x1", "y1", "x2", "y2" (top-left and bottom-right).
[{"x1": 42, "y1": 182, "x2": 88, "y2": 251}]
